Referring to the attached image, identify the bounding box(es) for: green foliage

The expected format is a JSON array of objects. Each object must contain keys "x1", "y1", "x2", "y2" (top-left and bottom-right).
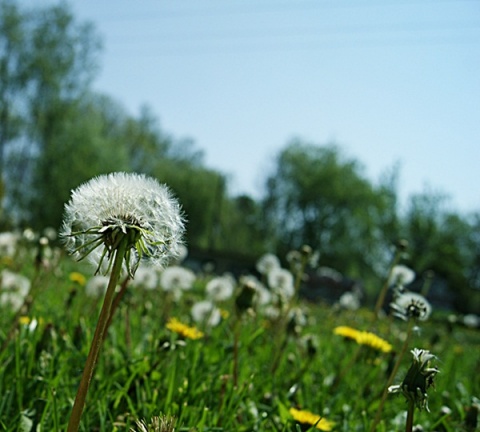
[
  {"x1": 1, "y1": 0, "x2": 102, "y2": 225},
  {"x1": 0, "y1": 1, "x2": 479, "y2": 312},
  {"x1": 402, "y1": 192, "x2": 480, "y2": 313},
  {"x1": 0, "y1": 251, "x2": 478, "y2": 431},
  {"x1": 262, "y1": 139, "x2": 399, "y2": 284}
]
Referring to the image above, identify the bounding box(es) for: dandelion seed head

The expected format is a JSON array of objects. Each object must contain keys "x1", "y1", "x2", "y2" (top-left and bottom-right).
[
  {"x1": 267, "y1": 267, "x2": 295, "y2": 299},
  {"x1": 191, "y1": 300, "x2": 222, "y2": 327},
  {"x1": 0, "y1": 269, "x2": 31, "y2": 312},
  {"x1": 0, "y1": 232, "x2": 19, "y2": 258},
  {"x1": 85, "y1": 275, "x2": 110, "y2": 298},
  {"x1": 205, "y1": 275, "x2": 235, "y2": 301},
  {"x1": 390, "y1": 292, "x2": 432, "y2": 321},
  {"x1": 61, "y1": 172, "x2": 185, "y2": 275},
  {"x1": 389, "y1": 265, "x2": 415, "y2": 287},
  {"x1": 159, "y1": 266, "x2": 195, "y2": 294},
  {"x1": 256, "y1": 253, "x2": 281, "y2": 275}
]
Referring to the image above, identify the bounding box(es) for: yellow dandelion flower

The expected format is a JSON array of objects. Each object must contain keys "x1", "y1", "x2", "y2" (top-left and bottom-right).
[
  {"x1": 19, "y1": 316, "x2": 31, "y2": 325},
  {"x1": 166, "y1": 318, "x2": 204, "y2": 340},
  {"x1": 220, "y1": 309, "x2": 230, "y2": 319},
  {"x1": 19, "y1": 316, "x2": 44, "y2": 328},
  {"x1": 1, "y1": 256, "x2": 14, "y2": 266},
  {"x1": 289, "y1": 407, "x2": 334, "y2": 431},
  {"x1": 355, "y1": 331, "x2": 392, "y2": 353},
  {"x1": 333, "y1": 325, "x2": 359, "y2": 340},
  {"x1": 69, "y1": 272, "x2": 86, "y2": 286},
  {"x1": 334, "y1": 325, "x2": 392, "y2": 353}
]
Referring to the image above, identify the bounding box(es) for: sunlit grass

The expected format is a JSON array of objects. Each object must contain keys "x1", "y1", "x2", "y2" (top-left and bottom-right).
[{"x1": 0, "y1": 252, "x2": 479, "y2": 431}]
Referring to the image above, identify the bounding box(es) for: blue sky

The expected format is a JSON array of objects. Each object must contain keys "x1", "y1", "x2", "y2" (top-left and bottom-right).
[{"x1": 30, "y1": 0, "x2": 480, "y2": 213}]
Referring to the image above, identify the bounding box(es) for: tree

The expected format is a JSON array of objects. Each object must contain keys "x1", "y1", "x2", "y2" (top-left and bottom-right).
[
  {"x1": 262, "y1": 139, "x2": 399, "y2": 284},
  {"x1": 402, "y1": 192, "x2": 480, "y2": 312},
  {"x1": 27, "y1": 94, "x2": 131, "y2": 229},
  {"x1": 0, "y1": 1, "x2": 102, "y2": 226},
  {"x1": 151, "y1": 158, "x2": 227, "y2": 251}
]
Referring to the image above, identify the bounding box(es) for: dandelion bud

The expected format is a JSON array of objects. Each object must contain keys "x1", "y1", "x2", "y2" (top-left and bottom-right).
[
  {"x1": 388, "y1": 348, "x2": 439, "y2": 412},
  {"x1": 396, "y1": 239, "x2": 409, "y2": 252},
  {"x1": 300, "y1": 244, "x2": 312, "y2": 258},
  {"x1": 235, "y1": 280, "x2": 256, "y2": 315}
]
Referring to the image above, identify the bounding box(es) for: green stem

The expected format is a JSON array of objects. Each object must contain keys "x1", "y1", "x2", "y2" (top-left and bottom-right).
[
  {"x1": 405, "y1": 399, "x2": 415, "y2": 432},
  {"x1": 67, "y1": 239, "x2": 128, "y2": 432},
  {"x1": 233, "y1": 320, "x2": 240, "y2": 388},
  {"x1": 373, "y1": 250, "x2": 401, "y2": 319},
  {"x1": 370, "y1": 319, "x2": 414, "y2": 432}
]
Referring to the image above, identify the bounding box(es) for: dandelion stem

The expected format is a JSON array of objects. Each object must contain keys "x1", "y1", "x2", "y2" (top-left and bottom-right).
[
  {"x1": 373, "y1": 248, "x2": 401, "y2": 319},
  {"x1": 370, "y1": 319, "x2": 414, "y2": 432},
  {"x1": 233, "y1": 320, "x2": 240, "y2": 388},
  {"x1": 67, "y1": 237, "x2": 128, "y2": 432},
  {"x1": 405, "y1": 399, "x2": 415, "y2": 432}
]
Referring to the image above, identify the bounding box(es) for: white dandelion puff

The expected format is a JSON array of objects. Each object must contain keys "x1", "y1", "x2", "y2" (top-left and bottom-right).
[
  {"x1": 390, "y1": 292, "x2": 432, "y2": 321},
  {"x1": 205, "y1": 275, "x2": 235, "y2": 301},
  {"x1": 60, "y1": 172, "x2": 185, "y2": 276},
  {"x1": 0, "y1": 269, "x2": 31, "y2": 312},
  {"x1": 256, "y1": 253, "x2": 281, "y2": 275},
  {"x1": 389, "y1": 265, "x2": 415, "y2": 287},
  {"x1": 159, "y1": 265, "x2": 195, "y2": 295},
  {"x1": 191, "y1": 300, "x2": 222, "y2": 327},
  {"x1": 267, "y1": 267, "x2": 295, "y2": 299},
  {"x1": 85, "y1": 275, "x2": 110, "y2": 298}
]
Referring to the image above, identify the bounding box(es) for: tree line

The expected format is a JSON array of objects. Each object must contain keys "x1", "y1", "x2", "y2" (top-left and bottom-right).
[{"x1": 1, "y1": 0, "x2": 479, "y2": 312}]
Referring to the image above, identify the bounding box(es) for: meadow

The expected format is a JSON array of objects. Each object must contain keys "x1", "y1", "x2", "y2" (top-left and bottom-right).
[{"x1": 0, "y1": 231, "x2": 478, "y2": 432}]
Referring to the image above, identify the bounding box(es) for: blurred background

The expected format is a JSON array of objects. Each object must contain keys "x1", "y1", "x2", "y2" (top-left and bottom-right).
[{"x1": 1, "y1": 0, "x2": 479, "y2": 311}]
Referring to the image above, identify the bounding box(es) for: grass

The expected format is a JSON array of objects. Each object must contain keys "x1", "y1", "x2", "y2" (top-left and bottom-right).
[{"x1": 0, "y1": 250, "x2": 479, "y2": 432}]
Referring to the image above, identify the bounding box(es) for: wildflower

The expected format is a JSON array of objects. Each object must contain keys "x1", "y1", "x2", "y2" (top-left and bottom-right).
[
  {"x1": 159, "y1": 266, "x2": 195, "y2": 294},
  {"x1": 334, "y1": 325, "x2": 359, "y2": 340},
  {"x1": 130, "y1": 414, "x2": 176, "y2": 432},
  {"x1": 389, "y1": 265, "x2": 415, "y2": 287},
  {"x1": 256, "y1": 253, "x2": 281, "y2": 275},
  {"x1": 166, "y1": 317, "x2": 204, "y2": 340},
  {"x1": 338, "y1": 291, "x2": 361, "y2": 310},
  {"x1": 286, "y1": 246, "x2": 319, "y2": 273},
  {"x1": 0, "y1": 232, "x2": 19, "y2": 258},
  {"x1": 239, "y1": 275, "x2": 271, "y2": 306},
  {"x1": 60, "y1": 172, "x2": 184, "y2": 276},
  {"x1": 19, "y1": 316, "x2": 43, "y2": 331},
  {"x1": 390, "y1": 292, "x2": 431, "y2": 321},
  {"x1": 235, "y1": 279, "x2": 257, "y2": 315},
  {"x1": 191, "y1": 300, "x2": 222, "y2": 327},
  {"x1": 289, "y1": 407, "x2": 334, "y2": 431},
  {"x1": 334, "y1": 326, "x2": 392, "y2": 353},
  {"x1": 462, "y1": 314, "x2": 479, "y2": 329},
  {"x1": 43, "y1": 227, "x2": 57, "y2": 242},
  {"x1": 129, "y1": 264, "x2": 158, "y2": 290},
  {"x1": 85, "y1": 275, "x2": 110, "y2": 298},
  {"x1": 69, "y1": 272, "x2": 87, "y2": 286},
  {"x1": 355, "y1": 331, "x2": 393, "y2": 353},
  {"x1": 171, "y1": 243, "x2": 188, "y2": 264},
  {"x1": 205, "y1": 275, "x2": 235, "y2": 301},
  {"x1": 287, "y1": 307, "x2": 308, "y2": 335},
  {"x1": 0, "y1": 269, "x2": 31, "y2": 312},
  {"x1": 267, "y1": 267, "x2": 295, "y2": 299},
  {"x1": 388, "y1": 348, "x2": 439, "y2": 412}
]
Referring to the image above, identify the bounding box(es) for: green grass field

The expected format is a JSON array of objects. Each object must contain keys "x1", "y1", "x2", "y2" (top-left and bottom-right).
[{"x1": 0, "y1": 247, "x2": 479, "y2": 432}]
